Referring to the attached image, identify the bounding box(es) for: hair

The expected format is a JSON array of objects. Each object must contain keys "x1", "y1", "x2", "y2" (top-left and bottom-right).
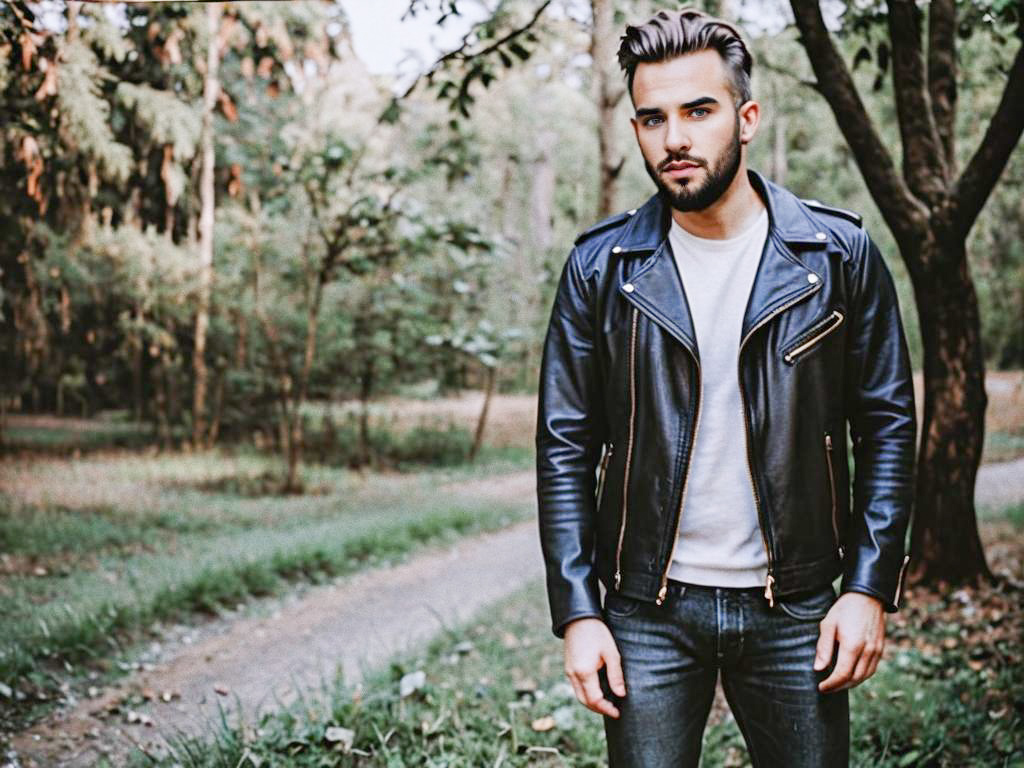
[{"x1": 617, "y1": 7, "x2": 753, "y2": 108}]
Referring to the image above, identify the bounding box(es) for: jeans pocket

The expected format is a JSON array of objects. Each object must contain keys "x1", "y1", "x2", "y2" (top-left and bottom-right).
[
  {"x1": 776, "y1": 583, "x2": 837, "y2": 621},
  {"x1": 603, "y1": 590, "x2": 642, "y2": 619}
]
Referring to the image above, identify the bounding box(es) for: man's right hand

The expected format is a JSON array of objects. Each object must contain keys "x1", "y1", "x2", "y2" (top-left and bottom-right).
[{"x1": 563, "y1": 617, "x2": 626, "y2": 718}]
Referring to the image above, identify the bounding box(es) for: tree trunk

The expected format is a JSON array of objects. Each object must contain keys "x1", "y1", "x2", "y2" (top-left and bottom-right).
[
  {"x1": 590, "y1": 0, "x2": 624, "y2": 218},
  {"x1": 132, "y1": 302, "x2": 144, "y2": 424},
  {"x1": 192, "y1": 2, "x2": 221, "y2": 448},
  {"x1": 908, "y1": 233, "x2": 991, "y2": 585},
  {"x1": 771, "y1": 111, "x2": 788, "y2": 186},
  {"x1": 469, "y1": 365, "x2": 496, "y2": 463}
]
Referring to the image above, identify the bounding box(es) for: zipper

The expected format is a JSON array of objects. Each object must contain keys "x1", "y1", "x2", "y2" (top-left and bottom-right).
[
  {"x1": 825, "y1": 432, "x2": 843, "y2": 560},
  {"x1": 783, "y1": 310, "x2": 844, "y2": 364},
  {"x1": 737, "y1": 282, "x2": 823, "y2": 607},
  {"x1": 596, "y1": 442, "x2": 613, "y2": 511},
  {"x1": 655, "y1": 353, "x2": 701, "y2": 605},
  {"x1": 894, "y1": 553, "x2": 910, "y2": 608},
  {"x1": 614, "y1": 307, "x2": 639, "y2": 591}
]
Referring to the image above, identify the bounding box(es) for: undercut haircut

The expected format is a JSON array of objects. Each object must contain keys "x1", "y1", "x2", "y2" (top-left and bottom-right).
[{"x1": 617, "y1": 7, "x2": 753, "y2": 108}]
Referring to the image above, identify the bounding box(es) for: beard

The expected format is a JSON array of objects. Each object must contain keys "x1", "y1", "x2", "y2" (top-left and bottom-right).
[{"x1": 644, "y1": 114, "x2": 743, "y2": 213}]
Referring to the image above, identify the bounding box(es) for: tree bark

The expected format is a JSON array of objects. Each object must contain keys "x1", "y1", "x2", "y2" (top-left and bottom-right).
[
  {"x1": 590, "y1": 0, "x2": 625, "y2": 217},
  {"x1": 192, "y1": 2, "x2": 222, "y2": 448},
  {"x1": 469, "y1": 365, "x2": 496, "y2": 462},
  {"x1": 908, "y1": 230, "x2": 991, "y2": 584}
]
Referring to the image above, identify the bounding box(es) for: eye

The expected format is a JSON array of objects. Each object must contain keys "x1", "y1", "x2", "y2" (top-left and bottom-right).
[
  {"x1": 643, "y1": 116, "x2": 664, "y2": 127},
  {"x1": 691, "y1": 107, "x2": 710, "y2": 118}
]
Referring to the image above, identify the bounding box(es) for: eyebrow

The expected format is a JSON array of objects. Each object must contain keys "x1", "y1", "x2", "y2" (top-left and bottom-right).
[{"x1": 635, "y1": 96, "x2": 720, "y2": 118}]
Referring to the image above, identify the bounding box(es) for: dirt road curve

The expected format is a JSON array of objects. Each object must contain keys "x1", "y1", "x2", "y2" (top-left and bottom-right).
[{"x1": 9, "y1": 459, "x2": 1024, "y2": 766}]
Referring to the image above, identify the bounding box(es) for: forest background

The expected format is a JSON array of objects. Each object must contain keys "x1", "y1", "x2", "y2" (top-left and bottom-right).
[{"x1": 0, "y1": 0, "x2": 1022, "y2": 764}]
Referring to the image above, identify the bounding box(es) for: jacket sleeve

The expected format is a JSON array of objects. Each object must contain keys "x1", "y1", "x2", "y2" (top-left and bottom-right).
[
  {"x1": 535, "y1": 246, "x2": 605, "y2": 638},
  {"x1": 841, "y1": 230, "x2": 917, "y2": 612}
]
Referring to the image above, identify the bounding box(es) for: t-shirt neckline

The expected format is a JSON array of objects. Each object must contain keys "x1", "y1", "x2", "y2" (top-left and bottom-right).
[{"x1": 670, "y1": 207, "x2": 768, "y2": 252}]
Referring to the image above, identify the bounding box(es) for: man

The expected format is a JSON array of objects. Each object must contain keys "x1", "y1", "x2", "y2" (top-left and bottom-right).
[{"x1": 534, "y1": 8, "x2": 916, "y2": 767}]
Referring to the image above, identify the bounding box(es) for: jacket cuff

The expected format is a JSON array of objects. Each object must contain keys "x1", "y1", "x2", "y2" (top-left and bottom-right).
[
  {"x1": 553, "y1": 610, "x2": 604, "y2": 639},
  {"x1": 841, "y1": 553, "x2": 910, "y2": 613}
]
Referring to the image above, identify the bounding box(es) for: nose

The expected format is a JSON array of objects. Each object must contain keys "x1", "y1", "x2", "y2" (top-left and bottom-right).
[{"x1": 664, "y1": 115, "x2": 691, "y2": 155}]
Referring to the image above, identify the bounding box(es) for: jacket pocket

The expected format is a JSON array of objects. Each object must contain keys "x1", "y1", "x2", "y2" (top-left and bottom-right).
[
  {"x1": 825, "y1": 431, "x2": 843, "y2": 560},
  {"x1": 782, "y1": 309, "x2": 845, "y2": 365}
]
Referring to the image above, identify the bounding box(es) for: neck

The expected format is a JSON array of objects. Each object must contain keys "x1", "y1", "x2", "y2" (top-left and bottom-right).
[{"x1": 670, "y1": 164, "x2": 765, "y2": 240}]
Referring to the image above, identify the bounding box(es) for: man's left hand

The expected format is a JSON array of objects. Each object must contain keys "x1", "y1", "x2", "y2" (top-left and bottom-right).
[{"x1": 814, "y1": 591, "x2": 886, "y2": 692}]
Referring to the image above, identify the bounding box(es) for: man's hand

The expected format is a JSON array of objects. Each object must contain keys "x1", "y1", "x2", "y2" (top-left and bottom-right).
[
  {"x1": 563, "y1": 617, "x2": 626, "y2": 718},
  {"x1": 814, "y1": 591, "x2": 886, "y2": 692}
]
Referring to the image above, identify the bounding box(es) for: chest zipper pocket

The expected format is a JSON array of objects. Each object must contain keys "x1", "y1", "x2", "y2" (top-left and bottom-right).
[
  {"x1": 783, "y1": 310, "x2": 844, "y2": 365},
  {"x1": 825, "y1": 431, "x2": 843, "y2": 560}
]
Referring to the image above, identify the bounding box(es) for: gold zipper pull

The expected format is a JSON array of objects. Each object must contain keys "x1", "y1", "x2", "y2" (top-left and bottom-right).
[
  {"x1": 656, "y1": 583, "x2": 667, "y2": 605},
  {"x1": 764, "y1": 573, "x2": 776, "y2": 607}
]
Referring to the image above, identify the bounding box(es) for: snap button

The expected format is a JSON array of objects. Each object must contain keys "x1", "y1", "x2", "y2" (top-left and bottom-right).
[
  {"x1": 815, "y1": 232, "x2": 827, "y2": 241},
  {"x1": 623, "y1": 282, "x2": 635, "y2": 293},
  {"x1": 807, "y1": 273, "x2": 819, "y2": 284},
  {"x1": 612, "y1": 245, "x2": 623, "y2": 254}
]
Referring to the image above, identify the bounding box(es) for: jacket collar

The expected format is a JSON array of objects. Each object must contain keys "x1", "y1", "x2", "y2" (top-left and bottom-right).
[{"x1": 615, "y1": 169, "x2": 831, "y2": 358}]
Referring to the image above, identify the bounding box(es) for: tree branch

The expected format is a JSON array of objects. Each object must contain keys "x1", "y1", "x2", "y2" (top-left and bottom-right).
[
  {"x1": 950, "y1": 41, "x2": 1024, "y2": 240},
  {"x1": 886, "y1": 0, "x2": 948, "y2": 203},
  {"x1": 789, "y1": 0, "x2": 926, "y2": 245},
  {"x1": 400, "y1": 0, "x2": 553, "y2": 100},
  {"x1": 926, "y1": 0, "x2": 957, "y2": 174}
]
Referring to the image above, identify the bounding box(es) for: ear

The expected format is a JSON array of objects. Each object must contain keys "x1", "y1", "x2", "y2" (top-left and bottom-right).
[
  {"x1": 737, "y1": 100, "x2": 760, "y2": 145},
  {"x1": 630, "y1": 116, "x2": 641, "y2": 144}
]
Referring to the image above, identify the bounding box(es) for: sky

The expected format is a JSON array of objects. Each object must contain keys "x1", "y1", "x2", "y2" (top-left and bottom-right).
[{"x1": 336, "y1": 0, "x2": 488, "y2": 91}]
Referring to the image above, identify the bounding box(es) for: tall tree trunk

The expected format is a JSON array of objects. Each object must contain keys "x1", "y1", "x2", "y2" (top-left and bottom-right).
[
  {"x1": 132, "y1": 302, "x2": 144, "y2": 423},
  {"x1": 771, "y1": 111, "x2": 788, "y2": 186},
  {"x1": 590, "y1": 0, "x2": 625, "y2": 217},
  {"x1": 909, "y1": 233, "x2": 990, "y2": 583},
  {"x1": 469, "y1": 364, "x2": 496, "y2": 463},
  {"x1": 192, "y1": 2, "x2": 222, "y2": 448}
]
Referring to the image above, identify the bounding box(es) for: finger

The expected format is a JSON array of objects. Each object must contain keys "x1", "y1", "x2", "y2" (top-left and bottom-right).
[
  {"x1": 603, "y1": 649, "x2": 627, "y2": 697},
  {"x1": 814, "y1": 619, "x2": 837, "y2": 671},
  {"x1": 566, "y1": 671, "x2": 585, "y2": 707},
  {"x1": 839, "y1": 649, "x2": 874, "y2": 690},
  {"x1": 819, "y1": 641, "x2": 862, "y2": 692},
  {"x1": 580, "y1": 670, "x2": 620, "y2": 718}
]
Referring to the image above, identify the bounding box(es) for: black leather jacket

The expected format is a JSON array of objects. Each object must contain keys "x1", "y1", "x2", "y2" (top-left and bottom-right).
[{"x1": 535, "y1": 170, "x2": 916, "y2": 638}]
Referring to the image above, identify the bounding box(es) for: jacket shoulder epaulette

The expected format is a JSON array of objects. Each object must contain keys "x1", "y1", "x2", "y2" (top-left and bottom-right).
[
  {"x1": 574, "y1": 209, "x2": 633, "y2": 246},
  {"x1": 801, "y1": 198, "x2": 863, "y2": 228}
]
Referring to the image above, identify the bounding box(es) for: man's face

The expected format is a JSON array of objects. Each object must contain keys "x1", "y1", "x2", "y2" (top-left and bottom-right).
[{"x1": 630, "y1": 50, "x2": 755, "y2": 212}]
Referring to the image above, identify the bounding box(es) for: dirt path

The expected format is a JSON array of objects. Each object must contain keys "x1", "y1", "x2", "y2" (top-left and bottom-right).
[
  {"x1": 10, "y1": 511, "x2": 542, "y2": 766},
  {"x1": 9, "y1": 459, "x2": 1024, "y2": 766}
]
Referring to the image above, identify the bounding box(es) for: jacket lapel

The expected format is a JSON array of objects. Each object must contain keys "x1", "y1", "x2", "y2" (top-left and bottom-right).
[{"x1": 612, "y1": 170, "x2": 832, "y2": 359}]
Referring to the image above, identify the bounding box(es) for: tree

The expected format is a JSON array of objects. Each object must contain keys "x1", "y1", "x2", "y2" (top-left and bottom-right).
[{"x1": 788, "y1": 0, "x2": 1024, "y2": 585}]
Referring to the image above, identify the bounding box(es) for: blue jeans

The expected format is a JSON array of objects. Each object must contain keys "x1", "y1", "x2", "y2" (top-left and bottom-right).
[{"x1": 600, "y1": 580, "x2": 849, "y2": 767}]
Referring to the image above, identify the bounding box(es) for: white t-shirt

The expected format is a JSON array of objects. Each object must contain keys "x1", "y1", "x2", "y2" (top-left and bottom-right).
[{"x1": 666, "y1": 207, "x2": 770, "y2": 587}]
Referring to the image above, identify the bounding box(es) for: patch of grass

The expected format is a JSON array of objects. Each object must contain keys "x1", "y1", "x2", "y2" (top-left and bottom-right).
[
  {"x1": 0, "y1": 501, "x2": 219, "y2": 559},
  {"x1": 0, "y1": 493, "x2": 531, "y2": 729}
]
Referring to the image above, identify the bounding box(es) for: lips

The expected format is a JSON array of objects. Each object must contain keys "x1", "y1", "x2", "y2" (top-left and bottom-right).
[{"x1": 662, "y1": 160, "x2": 702, "y2": 179}]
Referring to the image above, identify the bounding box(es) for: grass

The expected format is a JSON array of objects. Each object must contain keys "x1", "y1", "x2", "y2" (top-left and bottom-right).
[
  {"x1": 0, "y1": 444, "x2": 534, "y2": 730},
  {"x1": 145, "y1": 503, "x2": 1024, "y2": 768}
]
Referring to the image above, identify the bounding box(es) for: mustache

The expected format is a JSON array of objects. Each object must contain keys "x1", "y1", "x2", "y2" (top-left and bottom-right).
[{"x1": 658, "y1": 155, "x2": 706, "y2": 172}]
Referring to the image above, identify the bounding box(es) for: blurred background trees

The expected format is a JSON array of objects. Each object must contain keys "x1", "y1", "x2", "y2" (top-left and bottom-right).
[{"x1": 1, "y1": 0, "x2": 1022, "y2": 586}]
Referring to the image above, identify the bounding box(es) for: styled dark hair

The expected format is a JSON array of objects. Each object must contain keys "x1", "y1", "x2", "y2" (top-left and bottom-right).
[{"x1": 617, "y1": 7, "x2": 753, "y2": 107}]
